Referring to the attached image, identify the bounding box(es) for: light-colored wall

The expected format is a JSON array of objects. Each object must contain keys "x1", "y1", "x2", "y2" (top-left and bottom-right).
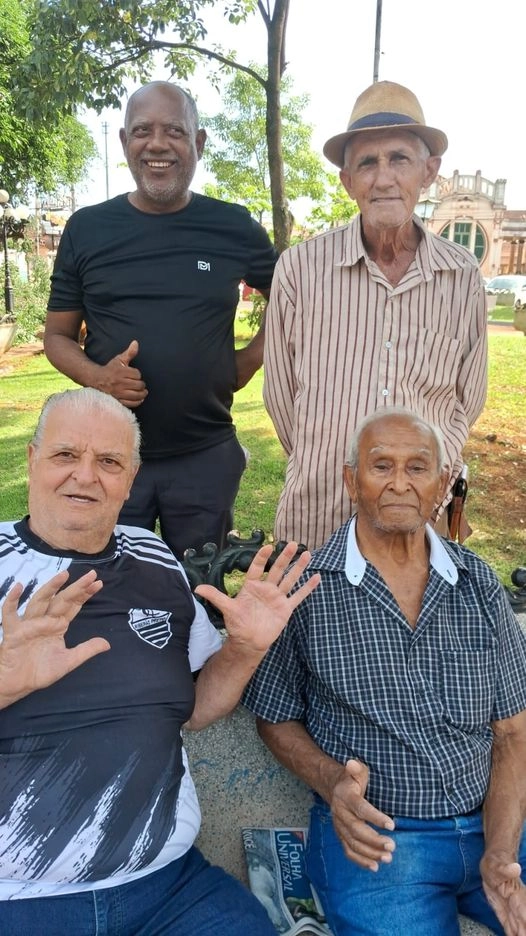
[{"x1": 421, "y1": 172, "x2": 526, "y2": 277}]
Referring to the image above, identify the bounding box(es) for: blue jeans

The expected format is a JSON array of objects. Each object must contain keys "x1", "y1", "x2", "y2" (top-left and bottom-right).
[
  {"x1": 306, "y1": 800, "x2": 526, "y2": 936},
  {"x1": 0, "y1": 847, "x2": 276, "y2": 936}
]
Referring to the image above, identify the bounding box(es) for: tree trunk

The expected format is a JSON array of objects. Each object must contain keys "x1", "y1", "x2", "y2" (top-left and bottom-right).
[{"x1": 264, "y1": 0, "x2": 291, "y2": 254}]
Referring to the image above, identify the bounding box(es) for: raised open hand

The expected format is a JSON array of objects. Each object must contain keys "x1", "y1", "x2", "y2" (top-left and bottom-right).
[
  {"x1": 0, "y1": 570, "x2": 109, "y2": 709},
  {"x1": 195, "y1": 542, "x2": 320, "y2": 654}
]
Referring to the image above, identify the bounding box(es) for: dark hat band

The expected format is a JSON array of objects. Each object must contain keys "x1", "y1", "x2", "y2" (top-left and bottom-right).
[{"x1": 349, "y1": 112, "x2": 419, "y2": 131}]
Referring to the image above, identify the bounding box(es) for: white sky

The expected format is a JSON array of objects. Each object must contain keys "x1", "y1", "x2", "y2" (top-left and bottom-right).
[{"x1": 80, "y1": 0, "x2": 526, "y2": 212}]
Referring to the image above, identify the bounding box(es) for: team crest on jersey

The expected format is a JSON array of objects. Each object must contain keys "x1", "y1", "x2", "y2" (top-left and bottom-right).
[{"x1": 128, "y1": 608, "x2": 173, "y2": 648}]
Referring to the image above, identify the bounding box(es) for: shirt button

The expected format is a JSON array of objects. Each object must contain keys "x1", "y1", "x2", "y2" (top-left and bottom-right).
[
  {"x1": 385, "y1": 341, "x2": 392, "y2": 349},
  {"x1": 382, "y1": 389, "x2": 389, "y2": 397}
]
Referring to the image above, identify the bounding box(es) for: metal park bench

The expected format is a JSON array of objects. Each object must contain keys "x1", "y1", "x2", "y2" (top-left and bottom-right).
[{"x1": 181, "y1": 528, "x2": 306, "y2": 627}]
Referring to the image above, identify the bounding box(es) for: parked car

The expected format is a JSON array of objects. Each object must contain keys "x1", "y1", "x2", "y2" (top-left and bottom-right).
[
  {"x1": 485, "y1": 274, "x2": 526, "y2": 309},
  {"x1": 513, "y1": 282, "x2": 526, "y2": 311}
]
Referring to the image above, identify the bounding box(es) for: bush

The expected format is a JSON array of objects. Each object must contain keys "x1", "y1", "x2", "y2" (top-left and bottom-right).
[
  {"x1": 239, "y1": 292, "x2": 267, "y2": 334},
  {"x1": 11, "y1": 258, "x2": 51, "y2": 344}
]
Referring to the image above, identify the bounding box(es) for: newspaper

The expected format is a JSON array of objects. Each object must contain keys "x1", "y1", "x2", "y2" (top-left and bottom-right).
[{"x1": 242, "y1": 827, "x2": 332, "y2": 936}]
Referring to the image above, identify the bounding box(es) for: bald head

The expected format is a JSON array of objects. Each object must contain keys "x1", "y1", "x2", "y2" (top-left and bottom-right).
[{"x1": 124, "y1": 82, "x2": 199, "y2": 134}]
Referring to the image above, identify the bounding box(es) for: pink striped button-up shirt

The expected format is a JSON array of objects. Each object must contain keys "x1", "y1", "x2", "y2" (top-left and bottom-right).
[{"x1": 263, "y1": 215, "x2": 488, "y2": 549}]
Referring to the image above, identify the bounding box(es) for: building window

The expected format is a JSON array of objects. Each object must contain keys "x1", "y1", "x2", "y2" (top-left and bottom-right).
[{"x1": 440, "y1": 222, "x2": 487, "y2": 262}]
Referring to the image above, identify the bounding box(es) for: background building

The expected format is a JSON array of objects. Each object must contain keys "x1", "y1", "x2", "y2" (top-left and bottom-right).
[{"x1": 418, "y1": 171, "x2": 526, "y2": 277}]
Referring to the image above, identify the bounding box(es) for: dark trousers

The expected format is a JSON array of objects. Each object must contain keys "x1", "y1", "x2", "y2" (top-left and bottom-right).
[{"x1": 118, "y1": 436, "x2": 246, "y2": 560}]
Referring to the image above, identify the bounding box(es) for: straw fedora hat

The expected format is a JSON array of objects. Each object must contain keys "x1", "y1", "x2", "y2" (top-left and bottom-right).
[{"x1": 323, "y1": 80, "x2": 448, "y2": 168}]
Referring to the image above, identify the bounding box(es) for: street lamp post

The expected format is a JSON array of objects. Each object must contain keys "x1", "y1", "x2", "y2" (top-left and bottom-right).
[
  {"x1": 0, "y1": 189, "x2": 30, "y2": 323},
  {"x1": 415, "y1": 196, "x2": 439, "y2": 226}
]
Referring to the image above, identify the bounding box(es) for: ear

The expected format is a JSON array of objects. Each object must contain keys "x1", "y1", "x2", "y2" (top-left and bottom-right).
[
  {"x1": 124, "y1": 464, "x2": 140, "y2": 502},
  {"x1": 119, "y1": 128, "x2": 127, "y2": 153},
  {"x1": 339, "y1": 167, "x2": 355, "y2": 200},
  {"x1": 423, "y1": 155, "x2": 441, "y2": 189},
  {"x1": 343, "y1": 463, "x2": 357, "y2": 501},
  {"x1": 437, "y1": 467, "x2": 450, "y2": 504},
  {"x1": 196, "y1": 129, "x2": 207, "y2": 160},
  {"x1": 27, "y1": 442, "x2": 37, "y2": 475}
]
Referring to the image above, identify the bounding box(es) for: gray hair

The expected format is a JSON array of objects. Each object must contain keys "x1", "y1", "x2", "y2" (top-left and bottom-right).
[
  {"x1": 124, "y1": 81, "x2": 200, "y2": 133},
  {"x1": 31, "y1": 388, "x2": 142, "y2": 468},
  {"x1": 346, "y1": 407, "x2": 446, "y2": 471}
]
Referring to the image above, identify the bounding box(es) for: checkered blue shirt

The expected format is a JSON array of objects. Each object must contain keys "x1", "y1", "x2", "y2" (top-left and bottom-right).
[{"x1": 243, "y1": 519, "x2": 526, "y2": 818}]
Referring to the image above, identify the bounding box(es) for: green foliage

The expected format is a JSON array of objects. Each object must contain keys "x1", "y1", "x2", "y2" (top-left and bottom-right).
[
  {"x1": 306, "y1": 172, "x2": 359, "y2": 232},
  {"x1": 18, "y1": 0, "x2": 247, "y2": 119},
  {"x1": 0, "y1": 0, "x2": 98, "y2": 198},
  {"x1": 239, "y1": 291, "x2": 267, "y2": 334},
  {"x1": 202, "y1": 67, "x2": 325, "y2": 224},
  {"x1": 9, "y1": 258, "x2": 50, "y2": 344}
]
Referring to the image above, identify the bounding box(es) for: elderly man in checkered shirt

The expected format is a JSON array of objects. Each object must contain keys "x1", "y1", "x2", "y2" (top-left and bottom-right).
[{"x1": 243, "y1": 408, "x2": 526, "y2": 936}]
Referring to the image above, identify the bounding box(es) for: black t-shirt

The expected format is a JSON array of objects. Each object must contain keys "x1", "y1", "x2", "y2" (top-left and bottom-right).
[{"x1": 48, "y1": 193, "x2": 278, "y2": 457}]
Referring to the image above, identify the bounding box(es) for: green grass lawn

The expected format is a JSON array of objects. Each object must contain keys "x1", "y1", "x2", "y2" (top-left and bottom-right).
[
  {"x1": 487, "y1": 304, "x2": 515, "y2": 322},
  {"x1": 1, "y1": 328, "x2": 524, "y2": 583}
]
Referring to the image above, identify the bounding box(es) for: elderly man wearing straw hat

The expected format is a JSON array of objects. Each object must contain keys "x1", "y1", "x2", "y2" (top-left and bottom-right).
[{"x1": 263, "y1": 80, "x2": 487, "y2": 551}]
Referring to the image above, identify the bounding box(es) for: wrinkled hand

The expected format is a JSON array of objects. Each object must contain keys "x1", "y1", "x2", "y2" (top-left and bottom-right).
[
  {"x1": 0, "y1": 570, "x2": 109, "y2": 708},
  {"x1": 481, "y1": 852, "x2": 526, "y2": 935},
  {"x1": 195, "y1": 542, "x2": 320, "y2": 654},
  {"x1": 98, "y1": 339, "x2": 148, "y2": 408},
  {"x1": 330, "y1": 759, "x2": 396, "y2": 871}
]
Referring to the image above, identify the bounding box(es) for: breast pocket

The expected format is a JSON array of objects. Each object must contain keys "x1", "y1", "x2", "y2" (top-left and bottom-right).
[
  {"x1": 399, "y1": 328, "x2": 462, "y2": 400},
  {"x1": 439, "y1": 648, "x2": 497, "y2": 730}
]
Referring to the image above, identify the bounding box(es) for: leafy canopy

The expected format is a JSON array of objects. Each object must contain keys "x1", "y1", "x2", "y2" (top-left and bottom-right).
[
  {"x1": 202, "y1": 67, "x2": 325, "y2": 224},
  {"x1": 0, "y1": 0, "x2": 97, "y2": 199},
  {"x1": 18, "y1": 0, "x2": 261, "y2": 120}
]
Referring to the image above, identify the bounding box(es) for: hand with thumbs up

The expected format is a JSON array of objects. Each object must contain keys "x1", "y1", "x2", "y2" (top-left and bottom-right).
[
  {"x1": 98, "y1": 339, "x2": 148, "y2": 408},
  {"x1": 44, "y1": 313, "x2": 147, "y2": 408}
]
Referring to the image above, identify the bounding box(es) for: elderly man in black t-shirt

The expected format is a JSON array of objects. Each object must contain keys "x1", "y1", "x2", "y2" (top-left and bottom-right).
[{"x1": 44, "y1": 81, "x2": 278, "y2": 559}]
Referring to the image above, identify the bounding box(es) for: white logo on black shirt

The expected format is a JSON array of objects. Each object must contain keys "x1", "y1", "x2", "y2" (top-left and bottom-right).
[
  {"x1": 128, "y1": 608, "x2": 172, "y2": 648},
  {"x1": 197, "y1": 260, "x2": 210, "y2": 271}
]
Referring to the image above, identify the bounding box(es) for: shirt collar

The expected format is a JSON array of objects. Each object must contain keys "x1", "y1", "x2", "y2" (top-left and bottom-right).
[
  {"x1": 15, "y1": 517, "x2": 117, "y2": 561},
  {"x1": 344, "y1": 516, "x2": 458, "y2": 586},
  {"x1": 336, "y1": 213, "x2": 447, "y2": 280},
  {"x1": 337, "y1": 215, "x2": 367, "y2": 268}
]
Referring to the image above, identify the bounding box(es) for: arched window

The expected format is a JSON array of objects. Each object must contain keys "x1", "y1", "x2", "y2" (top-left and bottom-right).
[{"x1": 440, "y1": 222, "x2": 487, "y2": 262}]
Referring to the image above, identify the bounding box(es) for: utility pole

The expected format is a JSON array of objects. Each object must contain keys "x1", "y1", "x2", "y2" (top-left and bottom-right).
[
  {"x1": 373, "y1": 0, "x2": 382, "y2": 82},
  {"x1": 102, "y1": 121, "x2": 110, "y2": 200}
]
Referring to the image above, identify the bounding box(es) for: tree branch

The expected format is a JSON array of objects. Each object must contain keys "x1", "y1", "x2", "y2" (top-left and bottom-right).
[
  {"x1": 148, "y1": 39, "x2": 268, "y2": 88},
  {"x1": 257, "y1": 1, "x2": 271, "y2": 27}
]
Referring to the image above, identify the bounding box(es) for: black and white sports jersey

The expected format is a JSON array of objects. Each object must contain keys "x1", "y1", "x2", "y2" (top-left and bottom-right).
[{"x1": 0, "y1": 520, "x2": 222, "y2": 899}]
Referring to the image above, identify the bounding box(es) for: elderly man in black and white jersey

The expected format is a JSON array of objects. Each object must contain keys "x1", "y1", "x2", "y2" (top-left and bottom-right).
[
  {"x1": 0, "y1": 387, "x2": 319, "y2": 936},
  {"x1": 244, "y1": 408, "x2": 526, "y2": 936}
]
